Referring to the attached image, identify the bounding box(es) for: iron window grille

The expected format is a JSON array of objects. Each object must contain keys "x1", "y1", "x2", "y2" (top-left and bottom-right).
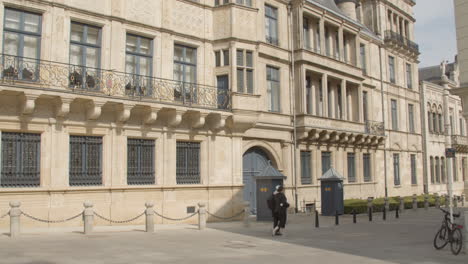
[
  {"x1": 363, "y1": 153, "x2": 371, "y2": 182},
  {"x1": 410, "y1": 154, "x2": 417, "y2": 185},
  {"x1": 176, "y1": 142, "x2": 200, "y2": 184},
  {"x1": 3, "y1": 8, "x2": 42, "y2": 82},
  {"x1": 347, "y1": 153, "x2": 356, "y2": 183},
  {"x1": 393, "y1": 154, "x2": 400, "y2": 186},
  {"x1": 126, "y1": 34, "x2": 153, "y2": 97},
  {"x1": 1, "y1": 132, "x2": 40, "y2": 187},
  {"x1": 69, "y1": 136, "x2": 102, "y2": 186},
  {"x1": 236, "y1": 49, "x2": 254, "y2": 93},
  {"x1": 127, "y1": 139, "x2": 155, "y2": 185},
  {"x1": 300, "y1": 151, "x2": 312, "y2": 185},
  {"x1": 69, "y1": 22, "x2": 101, "y2": 91}
]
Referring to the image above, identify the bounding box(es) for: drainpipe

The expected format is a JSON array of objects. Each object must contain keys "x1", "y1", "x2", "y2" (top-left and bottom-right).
[
  {"x1": 420, "y1": 82, "x2": 429, "y2": 194},
  {"x1": 378, "y1": 46, "x2": 388, "y2": 198},
  {"x1": 287, "y1": 3, "x2": 299, "y2": 212}
]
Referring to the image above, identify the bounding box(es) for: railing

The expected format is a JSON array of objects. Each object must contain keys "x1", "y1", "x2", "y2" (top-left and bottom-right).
[
  {"x1": 365, "y1": 121, "x2": 385, "y2": 136},
  {"x1": 452, "y1": 135, "x2": 468, "y2": 146},
  {"x1": 304, "y1": 46, "x2": 359, "y2": 68},
  {"x1": 384, "y1": 30, "x2": 419, "y2": 53},
  {"x1": 0, "y1": 54, "x2": 231, "y2": 111}
]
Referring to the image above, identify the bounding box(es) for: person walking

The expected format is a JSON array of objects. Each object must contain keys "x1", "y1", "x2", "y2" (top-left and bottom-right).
[{"x1": 270, "y1": 185, "x2": 289, "y2": 236}]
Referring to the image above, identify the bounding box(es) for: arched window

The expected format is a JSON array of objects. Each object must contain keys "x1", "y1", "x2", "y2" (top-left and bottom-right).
[
  {"x1": 428, "y1": 111, "x2": 433, "y2": 132},
  {"x1": 433, "y1": 113, "x2": 438, "y2": 133},
  {"x1": 430, "y1": 156, "x2": 435, "y2": 183},
  {"x1": 435, "y1": 157, "x2": 440, "y2": 183},
  {"x1": 441, "y1": 157, "x2": 446, "y2": 183},
  {"x1": 438, "y1": 113, "x2": 443, "y2": 134}
]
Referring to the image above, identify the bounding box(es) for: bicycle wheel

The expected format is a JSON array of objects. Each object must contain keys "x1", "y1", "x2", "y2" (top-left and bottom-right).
[
  {"x1": 450, "y1": 228, "x2": 463, "y2": 255},
  {"x1": 434, "y1": 226, "x2": 449, "y2": 249}
]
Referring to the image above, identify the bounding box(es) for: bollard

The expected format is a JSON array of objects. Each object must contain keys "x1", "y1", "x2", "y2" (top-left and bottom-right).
[
  {"x1": 368, "y1": 207, "x2": 373, "y2": 222},
  {"x1": 412, "y1": 194, "x2": 418, "y2": 211},
  {"x1": 243, "y1": 201, "x2": 251, "y2": 228},
  {"x1": 335, "y1": 210, "x2": 339, "y2": 226},
  {"x1": 383, "y1": 207, "x2": 386, "y2": 221},
  {"x1": 198, "y1": 202, "x2": 206, "y2": 230},
  {"x1": 445, "y1": 195, "x2": 450, "y2": 208},
  {"x1": 453, "y1": 196, "x2": 458, "y2": 208},
  {"x1": 384, "y1": 197, "x2": 390, "y2": 212},
  {"x1": 435, "y1": 193, "x2": 440, "y2": 208},
  {"x1": 424, "y1": 194, "x2": 429, "y2": 210},
  {"x1": 9, "y1": 201, "x2": 21, "y2": 238},
  {"x1": 83, "y1": 201, "x2": 94, "y2": 235},
  {"x1": 398, "y1": 196, "x2": 404, "y2": 213},
  {"x1": 315, "y1": 210, "x2": 319, "y2": 228},
  {"x1": 352, "y1": 209, "x2": 357, "y2": 224},
  {"x1": 145, "y1": 202, "x2": 154, "y2": 233},
  {"x1": 396, "y1": 207, "x2": 399, "y2": 219}
]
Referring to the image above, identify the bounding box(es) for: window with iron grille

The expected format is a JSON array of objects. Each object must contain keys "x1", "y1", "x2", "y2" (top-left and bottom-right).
[
  {"x1": 300, "y1": 151, "x2": 312, "y2": 185},
  {"x1": 393, "y1": 153, "x2": 400, "y2": 186},
  {"x1": 347, "y1": 153, "x2": 356, "y2": 183},
  {"x1": 3, "y1": 8, "x2": 42, "y2": 81},
  {"x1": 363, "y1": 153, "x2": 371, "y2": 182},
  {"x1": 1, "y1": 132, "x2": 40, "y2": 187},
  {"x1": 321, "y1": 151, "x2": 331, "y2": 175},
  {"x1": 411, "y1": 154, "x2": 417, "y2": 185},
  {"x1": 69, "y1": 136, "x2": 102, "y2": 186},
  {"x1": 176, "y1": 142, "x2": 200, "y2": 184},
  {"x1": 236, "y1": 49, "x2": 253, "y2": 93},
  {"x1": 265, "y1": 5, "x2": 278, "y2": 45},
  {"x1": 267, "y1": 66, "x2": 280, "y2": 112},
  {"x1": 127, "y1": 139, "x2": 155, "y2": 185}
]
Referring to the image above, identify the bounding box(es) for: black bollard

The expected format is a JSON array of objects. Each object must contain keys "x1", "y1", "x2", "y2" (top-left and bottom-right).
[
  {"x1": 396, "y1": 207, "x2": 399, "y2": 219},
  {"x1": 315, "y1": 210, "x2": 319, "y2": 228},
  {"x1": 368, "y1": 207, "x2": 373, "y2": 222},
  {"x1": 352, "y1": 209, "x2": 357, "y2": 224},
  {"x1": 335, "y1": 210, "x2": 339, "y2": 226},
  {"x1": 383, "y1": 207, "x2": 386, "y2": 221}
]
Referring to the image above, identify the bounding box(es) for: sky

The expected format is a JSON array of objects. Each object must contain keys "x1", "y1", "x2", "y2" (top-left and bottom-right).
[{"x1": 414, "y1": 0, "x2": 457, "y2": 68}]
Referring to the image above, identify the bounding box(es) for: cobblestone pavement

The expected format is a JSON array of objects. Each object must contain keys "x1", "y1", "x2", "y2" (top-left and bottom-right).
[{"x1": 0, "y1": 208, "x2": 466, "y2": 264}]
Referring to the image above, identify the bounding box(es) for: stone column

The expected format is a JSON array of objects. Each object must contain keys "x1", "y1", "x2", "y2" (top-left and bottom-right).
[
  {"x1": 338, "y1": 26, "x2": 344, "y2": 61},
  {"x1": 319, "y1": 17, "x2": 325, "y2": 55},
  {"x1": 358, "y1": 84, "x2": 364, "y2": 122},
  {"x1": 145, "y1": 202, "x2": 155, "y2": 233},
  {"x1": 347, "y1": 87, "x2": 352, "y2": 121},
  {"x1": 322, "y1": 74, "x2": 328, "y2": 117},
  {"x1": 311, "y1": 77, "x2": 317, "y2": 116},
  {"x1": 83, "y1": 201, "x2": 94, "y2": 235},
  {"x1": 9, "y1": 201, "x2": 21, "y2": 238},
  {"x1": 198, "y1": 202, "x2": 206, "y2": 230},
  {"x1": 243, "y1": 201, "x2": 251, "y2": 228},
  {"x1": 355, "y1": 35, "x2": 360, "y2": 68},
  {"x1": 341, "y1": 80, "x2": 347, "y2": 120}
]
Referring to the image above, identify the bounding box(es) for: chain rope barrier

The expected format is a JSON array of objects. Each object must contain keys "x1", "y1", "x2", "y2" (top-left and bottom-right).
[
  {"x1": 206, "y1": 210, "x2": 245, "y2": 220},
  {"x1": 93, "y1": 211, "x2": 145, "y2": 224},
  {"x1": 153, "y1": 210, "x2": 199, "y2": 221},
  {"x1": 21, "y1": 211, "x2": 83, "y2": 224},
  {"x1": 0, "y1": 211, "x2": 9, "y2": 219}
]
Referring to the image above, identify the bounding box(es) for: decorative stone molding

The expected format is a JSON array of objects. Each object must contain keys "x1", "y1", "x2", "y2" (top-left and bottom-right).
[
  {"x1": 144, "y1": 107, "x2": 159, "y2": 125},
  {"x1": 55, "y1": 97, "x2": 74, "y2": 118},
  {"x1": 116, "y1": 103, "x2": 135, "y2": 123},
  {"x1": 86, "y1": 100, "x2": 105, "y2": 120},
  {"x1": 191, "y1": 112, "x2": 209, "y2": 129},
  {"x1": 165, "y1": 109, "x2": 184, "y2": 127},
  {"x1": 207, "y1": 113, "x2": 227, "y2": 131},
  {"x1": 20, "y1": 93, "x2": 40, "y2": 115},
  {"x1": 226, "y1": 113, "x2": 257, "y2": 134}
]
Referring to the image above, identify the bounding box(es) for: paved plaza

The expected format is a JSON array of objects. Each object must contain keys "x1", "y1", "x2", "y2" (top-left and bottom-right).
[{"x1": 0, "y1": 208, "x2": 466, "y2": 264}]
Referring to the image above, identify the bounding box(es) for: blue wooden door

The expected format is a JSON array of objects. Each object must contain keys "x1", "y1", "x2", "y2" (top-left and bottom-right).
[{"x1": 242, "y1": 148, "x2": 270, "y2": 214}]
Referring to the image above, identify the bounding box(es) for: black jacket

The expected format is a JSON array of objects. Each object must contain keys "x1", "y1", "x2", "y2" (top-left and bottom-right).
[{"x1": 273, "y1": 192, "x2": 288, "y2": 214}]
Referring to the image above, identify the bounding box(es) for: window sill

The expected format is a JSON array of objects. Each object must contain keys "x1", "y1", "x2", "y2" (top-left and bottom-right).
[{"x1": 394, "y1": 185, "x2": 402, "y2": 188}]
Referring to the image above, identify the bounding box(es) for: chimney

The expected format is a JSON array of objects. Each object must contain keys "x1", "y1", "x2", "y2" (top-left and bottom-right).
[{"x1": 335, "y1": 0, "x2": 358, "y2": 20}]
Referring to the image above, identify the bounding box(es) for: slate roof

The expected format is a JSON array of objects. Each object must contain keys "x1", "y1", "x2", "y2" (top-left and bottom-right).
[
  {"x1": 419, "y1": 63, "x2": 455, "y2": 82},
  {"x1": 318, "y1": 168, "x2": 344, "y2": 181},
  {"x1": 255, "y1": 162, "x2": 286, "y2": 178}
]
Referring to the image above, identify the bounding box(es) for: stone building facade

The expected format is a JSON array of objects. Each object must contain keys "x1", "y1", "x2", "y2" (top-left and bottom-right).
[
  {"x1": 0, "y1": 0, "x2": 422, "y2": 228},
  {"x1": 420, "y1": 58, "x2": 467, "y2": 196}
]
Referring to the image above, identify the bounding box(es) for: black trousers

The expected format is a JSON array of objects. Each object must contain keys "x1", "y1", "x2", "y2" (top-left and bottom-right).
[{"x1": 273, "y1": 212, "x2": 287, "y2": 229}]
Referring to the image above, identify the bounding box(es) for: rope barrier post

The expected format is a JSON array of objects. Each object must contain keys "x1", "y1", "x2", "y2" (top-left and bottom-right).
[
  {"x1": 315, "y1": 210, "x2": 319, "y2": 228},
  {"x1": 424, "y1": 194, "x2": 429, "y2": 210},
  {"x1": 9, "y1": 201, "x2": 21, "y2": 238},
  {"x1": 396, "y1": 207, "x2": 399, "y2": 219},
  {"x1": 243, "y1": 201, "x2": 250, "y2": 228},
  {"x1": 352, "y1": 209, "x2": 356, "y2": 224},
  {"x1": 367, "y1": 197, "x2": 373, "y2": 222},
  {"x1": 198, "y1": 202, "x2": 206, "y2": 230},
  {"x1": 145, "y1": 202, "x2": 154, "y2": 233},
  {"x1": 435, "y1": 193, "x2": 440, "y2": 208},
  {"x1": 383, "y1": 207, "x2": 386, "y2": 221},
  {"x1": 83, "y1": 201, "x2": 94, "y2": 235},
  {"x1": 412, "y1": 194, "x2": 417, "y2": 211},
  {"x1": 384, "y1": 197, "x2": 389, "y2": 213},
  {"x1": 335, "y1": 210, "x2": 339, "y2": 226},
  {"x1": 398, "y1": 196, "x2": 404, "y2": 214}
]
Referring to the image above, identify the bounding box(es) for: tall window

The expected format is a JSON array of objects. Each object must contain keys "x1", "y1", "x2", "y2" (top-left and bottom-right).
[
  {"x1": 363, "y1": 153, "x2": 371, "y2": 182},
  {"x1": 453, "y1": 158, "x2": 458, "y2": 182},
  {"x1": 408, "y1": 104, "x2": 415, "y2": 133},
  {"x1": 126, "y1": 34, "x2": 152, "y2": 96},
  {"x1": 306, "y1": 76, "x2": 312, "y2": 114},
  {"x1": 321, "y1": 151, "x2": 331, "y2": 175},
  {"x1": 334, "y1": 31, "x2": 340, "y2": 59},
  {"x1": 435, "y1": 157, "x2": 440, "y2": 183},
  {"x1": 315, "y1": 22, "x2": 321, "y2": 52},
  {"x1": 237, "y1": 49, "x2": 254, "y2": 93},
  {"x1": 450, "y1": 115, "x2": 454, "y2": 135},
  {"x1": 363, "y1": 91, "x2": 369, "y2": 122},
  {"x1": 70, "y1": 22, "x2": 101, "y2": 90},
  {"x1": 428, "y1": 111, "x2": 433, "y2": 133},
  {"x1": 441, "y1": 157, "x2": 445, "y2": 183},
  {"x1": 406, "y1": 63, "x2": 412, "y2": 89},
  {"x1": 460, "y1": 117, "x2": 465, "y2": 136},
  {"x1": 430, "y1": 156, "x2": 434, "y2": 184},
  {"x1": 127, "y1": 139, "x2": 155, "y2": 185},
  {"x1": 303, "y1": 17, "x2": 310, "y2": 50},
  {"x1": 235, "y1": 0, "x2": 252, "y2": 6},
  {"x1": 265, "y1": 5, "x2": 278, "y2": 45},
  {"x1": 410, "y1": 154, "x2": 417, "y2": 185},
  {"x1": 347, "y1": 153, "x2": 356, "y2": 183},
  {"x1": 69, "y1": 136, "x2": 102, "y2": 186},
  {"x1": 176, "y1": 142, "x2": 200, "y2": 184},
  {"x1": 325, "y1": 27, "x2": 330, "y2": 56},
  {"x1": 215, "y1": 49, "x2": 229, "y2": 67},
  {"x1": 300, "y1": 151, "x2": 312, "y2": 185},
  {"x1": 174, "y1": 45, "x2": 197, "y2": 102},
  {"x1": 1, "y1": 132, "x2": 40, "y2": 187},
  {"x1": 360, "y1": 44, "x2": 366, "y2": 74},
  {"x1": 438, "y1": 113, "x2": 443, "y2": 134},
  {"x1": 433, "y1": 113, "x2": 438, "y2": 133},
  {"x1": 3, "y1": 8, "x2": 41, "y2": 80},
  {"x1": 267, "y1": 66, "x2": 280, "y2": 112},
  {"x1": 393, "y1": 153, "x2": 400, "y2": 186},
  {"x1": 388, "y1": 56, "x2": 395, "y2": 84},
  {"x1": 391, "y1": 99, "x2": 398, "y2": 130}
]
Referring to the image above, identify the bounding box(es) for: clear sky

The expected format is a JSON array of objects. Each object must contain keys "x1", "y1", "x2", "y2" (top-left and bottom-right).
[{"x1": 414, "y1": 0, "x2": 457, "y2": 68}]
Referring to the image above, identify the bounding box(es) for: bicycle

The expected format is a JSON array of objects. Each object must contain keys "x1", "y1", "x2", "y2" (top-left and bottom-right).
[{"x1": 433, "y1": 208, "x2": 464, "y2": 255}]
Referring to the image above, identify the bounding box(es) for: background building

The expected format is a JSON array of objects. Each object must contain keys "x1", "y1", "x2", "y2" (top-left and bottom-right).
[{"x1": 0, "y1": 0, "x2": 423, "y2": 227}]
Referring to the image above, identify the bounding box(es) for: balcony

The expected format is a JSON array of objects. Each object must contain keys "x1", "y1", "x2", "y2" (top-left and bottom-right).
[
  {"x1": 384, "y1": 30, "x2": 419, "y2": 55},
  {"x1": 0, "y1": 54, "x2": 231, "y2": 111},
  {"x1": 365, "y1": 120, "x2": 385, "y2": 136},
  {"x1": 452, "y1": 135, "x2": 468, "y2": 153}
]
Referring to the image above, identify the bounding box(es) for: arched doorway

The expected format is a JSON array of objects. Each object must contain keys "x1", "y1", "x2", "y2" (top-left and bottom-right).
[{"x1": 243, "y1": 148, "x2": 270, "y2": 214}]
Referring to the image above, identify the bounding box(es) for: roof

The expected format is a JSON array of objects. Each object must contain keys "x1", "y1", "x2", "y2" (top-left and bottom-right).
[
  {"x1": 419, "y1": 63, "x2": 455, "y2": 83},
  {"x1": 254, "y1": 162, "x2": 286, "y2": 179},
  {"x1": 318, "y1": 168, "x2": 344, "y2": 181}
]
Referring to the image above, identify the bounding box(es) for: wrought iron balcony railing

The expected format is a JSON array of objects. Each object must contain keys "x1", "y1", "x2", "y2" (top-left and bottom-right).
[
  {"x1": 384, "y1": 30, "x2": 419, "y2": 54},
  {"x1": 365, "y1": 120, "x2": 385, "y2": 136},
  {"x1": 0, "y1": 54, "x2": 231, "y2": 111}
]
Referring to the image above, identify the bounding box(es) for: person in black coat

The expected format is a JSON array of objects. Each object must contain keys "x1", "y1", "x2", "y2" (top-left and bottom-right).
[{"x1": 272, "y1": 185, "x2": 288, "y2": 236}]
